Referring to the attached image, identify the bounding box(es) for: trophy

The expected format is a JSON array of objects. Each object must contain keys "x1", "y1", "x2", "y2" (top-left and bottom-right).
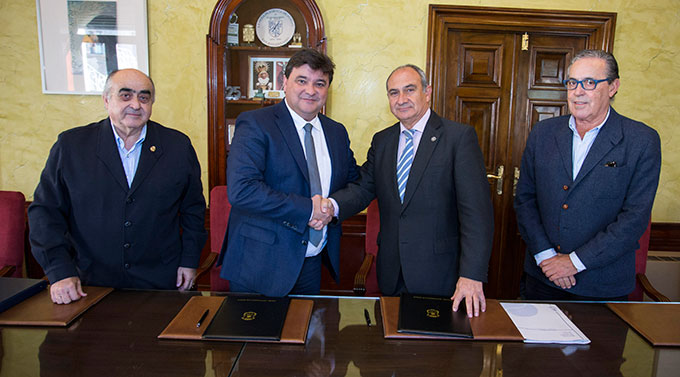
[
  {"x1": 242, "y1": 24, "x2": 255, "y2": 46},
  {"x1": 288, "y1": 32, "x2": 302, "y2": 48}
]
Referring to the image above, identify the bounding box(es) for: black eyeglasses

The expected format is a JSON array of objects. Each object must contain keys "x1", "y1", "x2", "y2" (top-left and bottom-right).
[{"x1": 563, "y1": 78, "x2": 610, "y2": 90}]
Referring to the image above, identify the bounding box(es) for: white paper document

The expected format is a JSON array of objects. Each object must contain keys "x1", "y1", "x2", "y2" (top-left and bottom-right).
[{"x1": 500, "y1": 303, "x2": 591, "y2": 344}]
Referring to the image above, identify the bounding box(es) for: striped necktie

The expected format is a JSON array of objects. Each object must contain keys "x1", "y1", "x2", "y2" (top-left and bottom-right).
[
  {"x1": 397, "y1": 129, "x2": 416, "y2": 203},
  {"x1": 303, "y1": 123, "x2": 323, "y2": 246}
]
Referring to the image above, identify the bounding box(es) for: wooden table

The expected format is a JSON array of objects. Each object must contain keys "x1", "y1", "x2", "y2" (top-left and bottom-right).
[{"x1": 0, "y1": 290, "x2": 677, "y2": 376}]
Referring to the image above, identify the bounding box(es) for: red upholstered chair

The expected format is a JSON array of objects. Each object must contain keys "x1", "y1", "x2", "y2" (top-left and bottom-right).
[
  {"x1": 195, "y1": 185, "x2": 231, "y2": 292},
  {"x1": 0, "y1": 191, "x2": 26, "y2": 277},
  {"x1": 630, "y1": 221, "x2": 670, "y2": 302},
  {"x1": 353, "y1": 200, "x2": 380, "y2": 296}
]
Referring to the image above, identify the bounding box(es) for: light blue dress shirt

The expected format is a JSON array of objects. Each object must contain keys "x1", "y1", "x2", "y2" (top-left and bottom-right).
[{"x1": 111, "y1": 122, "x2": 147, "y2": 188}]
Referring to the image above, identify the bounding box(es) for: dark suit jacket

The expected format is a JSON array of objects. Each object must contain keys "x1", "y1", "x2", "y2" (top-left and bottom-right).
[
  {"x1": 218, "y1": 101, "x2": 359, "y2": 297},
  {"x1": 332, "y1": 111, "x2": 494, "y2": 297},
  {"x1": 514, "y1": 107, "x2": 661, "y2": 297},
  {"x1": 28, "y1": 119, "x2": 207, "y2": 289}
]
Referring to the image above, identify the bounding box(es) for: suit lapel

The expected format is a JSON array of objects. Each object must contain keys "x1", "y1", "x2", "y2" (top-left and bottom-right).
[
  {"x1": 96, "y1": 118, "x2": 130, "y2": 192},
  {"x1": 383, "y1": 124, "x2": 401, "y2": 203},
  {"x1": 130, "y1": 122, "x2": 162, "y2": 194},
  {"x1": 274, "y1": 101, "x2": 309, "y2": 183},
  {"x1": 402, "y1": 113, "x2": 441, "y2": 209},
  {"x1": 573, "y1": 108, "x2": 623, "y2": 186},
  {"x1": 554, "y1": 119, "x2": 574, "y2": 181},
  {"x1": 321, "y1": 118, "x2": 341, "y2": 192}
]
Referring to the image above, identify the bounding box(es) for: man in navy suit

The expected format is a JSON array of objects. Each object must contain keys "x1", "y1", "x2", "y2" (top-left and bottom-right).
[
  {"x1": 319, "y1": 64, "x2": 494, "y2": 317},
  {"x1": 29, "y1": 69, "x2": 207, "y2": 304},
  {"x1": 515, "y1": 50, "x2": 661, "y2": 300},
  {"x1": 218, "y1": 49, "x2": 359, "y2": 296}
]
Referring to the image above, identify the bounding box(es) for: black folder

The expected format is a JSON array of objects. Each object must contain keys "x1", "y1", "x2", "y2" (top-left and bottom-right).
[
  {"x1": 203, "y1": 295, "x2": 290, "y2": 341},
  {"x1": 397, "y1": 294, "x2": 473, "y2": 338},
  {"x1": 0, "y1": 277, "x2": 48, "y2": 313}
]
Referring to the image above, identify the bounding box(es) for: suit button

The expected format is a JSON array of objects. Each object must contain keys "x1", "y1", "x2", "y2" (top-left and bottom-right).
[
  {"x1": 562, "y1": 204, "x2": 568, "y2": 209},
  {"x1": 556, "y1": 245, "x2": 561, "y2": 251},
  {"x1": 124, "y1": 263, "x2": 131, "y2": 269},
  {"x1": 123, "y1": 243, "x2": 131, "y2": 249},
  {"x1": 563, "y1": 185, "x2": 569, "y2": 191},
  {"x1": 301, "y1": 240, "x2": 308, "y2": 246},
  {"x1": 126, "y1": 197, "x2": 134, "y2": 204},
  {"x1": 124, "y1": 221, "x2": 132, "y2": 227}
]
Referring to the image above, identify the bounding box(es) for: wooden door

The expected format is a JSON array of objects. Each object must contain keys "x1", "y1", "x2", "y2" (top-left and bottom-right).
[{"x1": 427, "y1": 6, "x2": 616, "y2": 298}]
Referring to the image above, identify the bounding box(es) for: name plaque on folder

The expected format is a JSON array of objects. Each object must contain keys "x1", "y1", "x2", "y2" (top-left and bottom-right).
[
  {"x1": 203, "y1": 296, "x2": 290, "y2": 341},
  {"x1": 398, "y1": 294, "x2": 473, "y2": 338}
]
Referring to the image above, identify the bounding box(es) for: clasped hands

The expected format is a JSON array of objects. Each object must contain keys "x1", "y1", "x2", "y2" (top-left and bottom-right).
[
  {"x1": 540, "y1": 253, "x2": 578, "y2": 290},
  {"x1": 308, "y1": 195, "x2": 335, "y2": 230}
]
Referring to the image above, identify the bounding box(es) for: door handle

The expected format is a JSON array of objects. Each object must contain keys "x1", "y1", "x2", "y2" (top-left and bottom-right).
[
  {"x1": 513, "y1": 167, "x2": 520, "y2": 197},
  {"x1": 486, "y1": 165, "x2": 504, "y2": 195}
]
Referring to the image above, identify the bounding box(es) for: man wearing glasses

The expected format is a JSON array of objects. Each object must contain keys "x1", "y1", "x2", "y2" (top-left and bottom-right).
[{"x1": 514, "y1": 50, "x2": 661, "y2": 300}]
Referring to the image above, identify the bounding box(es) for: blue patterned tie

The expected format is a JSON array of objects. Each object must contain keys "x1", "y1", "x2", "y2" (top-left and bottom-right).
[
  {"x1": 304, "y1": 123, "x2": 323, "y2": 246},
  {"x1": 397, "y1": 129, "x2": 416, "y2": 203}
]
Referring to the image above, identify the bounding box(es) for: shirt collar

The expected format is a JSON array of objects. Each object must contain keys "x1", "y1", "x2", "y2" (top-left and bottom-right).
[
  {"x1": 111, "y1": 121, "x2": 147, "y2": 151},
  {"x1": 400, "y1": 108, "x2": 431, "y2": 135},
  {"x1": 568, "y1": 107, "x2": 610, "y2": 136},
  {"x1": 284, "y1": 98, "x2": 321, "y2": 132}
]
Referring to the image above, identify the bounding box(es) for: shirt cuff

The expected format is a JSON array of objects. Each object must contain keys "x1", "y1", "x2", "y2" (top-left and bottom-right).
[
  {"x1": 569, "y1": 252, "x2": 587, "y2": 272},
  {"x1": 534, "y1": 248, "x2": 557, "y2": 265},
  {"x1": 328, "y1": 198, "x2": 340, "y2": 217}
]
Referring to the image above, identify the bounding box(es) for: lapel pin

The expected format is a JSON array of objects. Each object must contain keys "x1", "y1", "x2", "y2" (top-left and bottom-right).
[
  {"x1": 150, "y1": 146, "x2": 156, "y2": 152},
  {"x1": 431, "y1": 136, "x2": 437, "y2": 142}
]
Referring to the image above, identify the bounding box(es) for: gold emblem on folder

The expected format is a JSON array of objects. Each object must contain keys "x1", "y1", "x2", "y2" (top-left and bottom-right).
[
  {"x1": 426, "y1": 308, "x2": 440, "y2": 318},
  {"x1": 241, "y1": 311, "x2": 257, "y2": 321}
]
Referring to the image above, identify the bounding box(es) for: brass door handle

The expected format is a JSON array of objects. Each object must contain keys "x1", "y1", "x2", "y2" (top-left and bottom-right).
[{"x1": 487, "y1": 165, "x2": 504, "y2": 195}]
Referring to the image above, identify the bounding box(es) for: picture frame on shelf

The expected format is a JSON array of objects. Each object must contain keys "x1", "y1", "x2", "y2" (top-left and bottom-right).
[
  {"x1": 248, "y1": 56, "x2": 289, "y2": 99},
  {"x1": 36, "y1": 0, "x2": 149, "y2": 95}
]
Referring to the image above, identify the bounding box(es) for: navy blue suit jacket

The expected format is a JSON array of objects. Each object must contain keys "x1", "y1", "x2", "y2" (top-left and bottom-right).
[
  {"x1": 515, "y1": 108, "x2": 661, "y2": 297},
  {"x1": 218, "y1": 101, "x2": 359, "y2": 297},
  {"x1": 331, "y1": 112, "x2": 494, "y2": 297},
  {"x1": 29, "y1": 118, "x2": 207, "y2": 289}
]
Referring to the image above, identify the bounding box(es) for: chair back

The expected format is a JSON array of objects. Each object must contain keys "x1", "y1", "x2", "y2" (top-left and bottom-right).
[
  {"x1": 629, "y1": 221, "x2": 652, "y2": 301},
  {"x1": 364, "y1": 200, "x2": 380, "y2": 296},
  {"x1": 0, "y1": 191, "x2": 26, "y2": 277},
  {"x1": 209, "y1": 186, "x2": 231, "y2": 291}
]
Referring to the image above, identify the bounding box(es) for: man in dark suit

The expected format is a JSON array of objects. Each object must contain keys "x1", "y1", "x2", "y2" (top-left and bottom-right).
[
  {"x1": 29, "y1": 69, "x2": 207, "y2": 304},
  {"x1": 514, "y1": 50, "x2": 661, "y2": 300},
  {"x1": 320, "y1": 64, "x2": 494, "y2": 317},
  {"x1": 218, "y1": 49, "x2": 359, "y2": 296}
]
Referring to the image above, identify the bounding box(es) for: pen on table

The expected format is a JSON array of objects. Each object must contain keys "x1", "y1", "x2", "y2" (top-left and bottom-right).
[
  {"x1": 196, "y1": 309, "x2": 209, "y2": 328},
  {"x1": 364, "y1": 308, "x2": 372, "y2": 327}
]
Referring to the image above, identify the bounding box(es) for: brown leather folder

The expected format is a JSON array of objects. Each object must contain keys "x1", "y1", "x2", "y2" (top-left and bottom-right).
[
  {"x1": 380, "y1": 296, "x2": 523, "y2": 341},
  {"x1": 158, "y1": 296, "x2": 314, "y2": 344},
  {"x1": 607, "y1": 302, "x2": 680, "y2": 347},
  {"x1": 0, "y1": 286, "x2": 113, "y2": 326}
]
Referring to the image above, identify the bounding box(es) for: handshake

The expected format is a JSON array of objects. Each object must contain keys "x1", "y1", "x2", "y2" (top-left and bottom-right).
[{"x1": 308, "y1": 195, "x2": 335, "y2": 230}]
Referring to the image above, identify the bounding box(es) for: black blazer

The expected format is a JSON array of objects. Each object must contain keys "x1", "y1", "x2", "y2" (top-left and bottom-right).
[
  {"x1": 28, "y1": 118, "x2": 207, "y2": 289},
  {"x1": 333, "y1": 111, "x2": 494, "y2": 296}
]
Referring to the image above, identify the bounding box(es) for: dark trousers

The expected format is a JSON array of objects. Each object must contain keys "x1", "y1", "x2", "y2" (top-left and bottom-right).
[{"x1": 524, "y1": 273, "x2": 628, "y2": 301}]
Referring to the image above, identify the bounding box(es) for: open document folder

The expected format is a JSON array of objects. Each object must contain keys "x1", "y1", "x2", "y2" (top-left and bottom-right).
[{"x1": 500, "y1": 303, "x2": 590, "y2": 344}]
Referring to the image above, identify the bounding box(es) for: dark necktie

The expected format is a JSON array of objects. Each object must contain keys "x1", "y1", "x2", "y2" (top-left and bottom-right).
[{"x1": 304, "y1": 123, "x2": 323, "y2": 246}]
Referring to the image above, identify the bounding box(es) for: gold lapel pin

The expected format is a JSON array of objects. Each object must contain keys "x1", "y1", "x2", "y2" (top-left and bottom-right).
[
  {"x1": 150, "y1": 146, "x2": 156, "y2": 152},
  {"x1": 431, "y1": 136, "x2": 437, "y2": 142}
]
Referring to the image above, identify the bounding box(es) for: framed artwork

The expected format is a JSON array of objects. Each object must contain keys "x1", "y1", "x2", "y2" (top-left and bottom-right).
[
  {"x1": 247, "y1": 56, "x2": 289, "y2": 99},
  {"x1": 36, "y1": 0, "x2": 149, "y2": 95}
]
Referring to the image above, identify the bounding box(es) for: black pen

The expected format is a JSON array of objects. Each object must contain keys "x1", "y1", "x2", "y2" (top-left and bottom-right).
[
  {"x1": 364, "y1": 308, "x2": 372, "y2": 327},
  {"x1": 196, "y1": 309, "x2": 209, "y2": 328}
]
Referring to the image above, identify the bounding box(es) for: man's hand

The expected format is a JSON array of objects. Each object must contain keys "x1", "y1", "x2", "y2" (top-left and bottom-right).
[
  {"x1": 308, "y1": 195, "x2": 334, "y2": 230},
  {"x1": 540, "y1": 254, "x2": 578, "y2": 283},
  {"x1": 176, "y1": 267, "x2": 197, "y2": 291},
  {"x1": 50, "y1": 277, "x2": 87, "y2": 304},
  {"x1": 451, "y1": 277, "x2": 486, "y2": 318},
  {"x1": 553, "y1": 275, "x2": 576, "y2": 289}
]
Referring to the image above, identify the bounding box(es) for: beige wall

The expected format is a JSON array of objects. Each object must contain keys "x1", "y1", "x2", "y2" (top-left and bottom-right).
[{"x1": 1, "y1": 0, "x2": 678, "y2": 221}]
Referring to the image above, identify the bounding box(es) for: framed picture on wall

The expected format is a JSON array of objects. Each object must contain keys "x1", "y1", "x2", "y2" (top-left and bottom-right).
[
  {"x1": 247, "y1": 56, "x2": 289, "y2": 99},
  {"x1": 36, "y1": 0, "x2": 149, "y2": 95}
]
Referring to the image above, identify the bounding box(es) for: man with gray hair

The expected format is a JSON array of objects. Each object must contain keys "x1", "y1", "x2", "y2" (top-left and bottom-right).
[
  {"x1": 319, "y1": 64, "x2": 494, "y2": 317},
  {"x1": 29, "y1": 68, "x2": 207, "y2": 304},
  {"x1": 514, "y1": 50, "x2": 661, "y2": 300}
]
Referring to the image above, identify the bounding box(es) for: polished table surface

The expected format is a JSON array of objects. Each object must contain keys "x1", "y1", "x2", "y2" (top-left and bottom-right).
[{"x1": 0, "y1": 290, "x2": 677, "y2": 377}]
